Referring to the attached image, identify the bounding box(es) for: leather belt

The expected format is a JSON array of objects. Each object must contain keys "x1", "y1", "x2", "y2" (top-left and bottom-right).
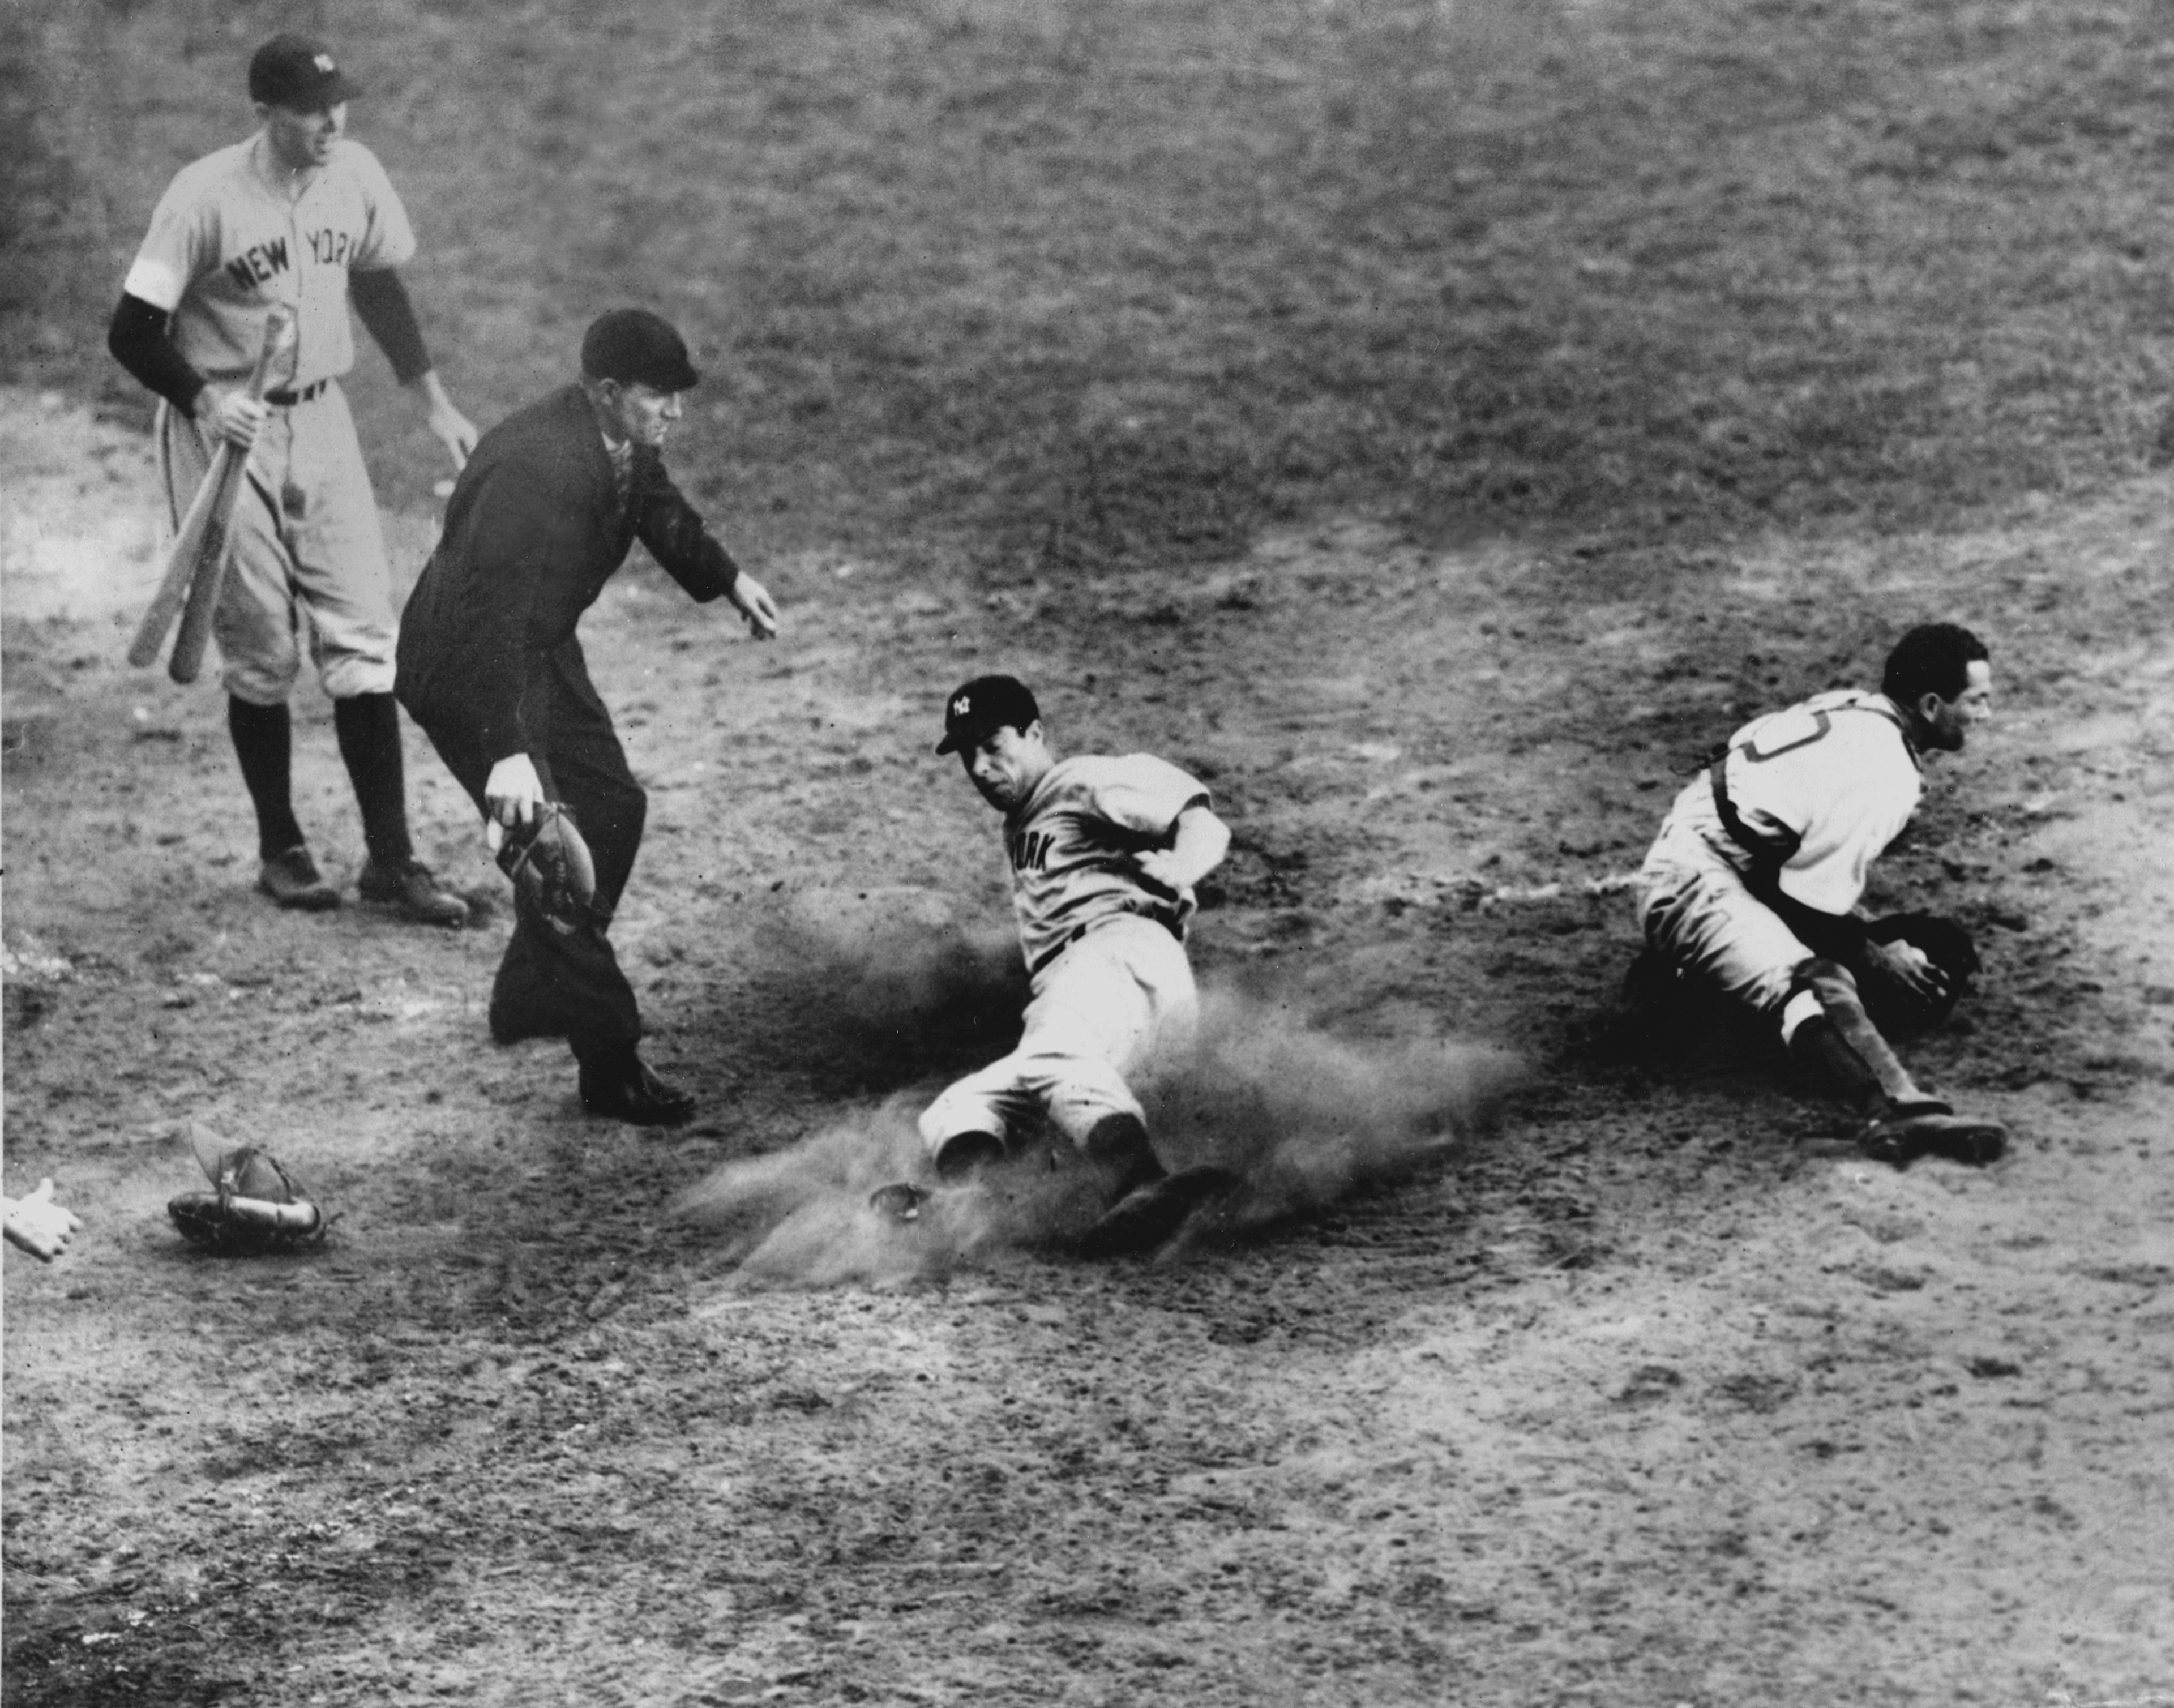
[
  {"x1": 264, "y1": 380, "x2": 329, "y2": 407},
  {"x1": 1028, "y1": 911, "x2": 1180, "y2": 979},
  {"x1": 1029, "y1": 924, "x2": 1092, "y2": 979}
]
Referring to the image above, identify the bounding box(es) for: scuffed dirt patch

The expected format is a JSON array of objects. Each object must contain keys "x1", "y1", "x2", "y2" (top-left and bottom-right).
[{"x1": 6, "y1": 391, "x2": 2172, "y2": 1706}]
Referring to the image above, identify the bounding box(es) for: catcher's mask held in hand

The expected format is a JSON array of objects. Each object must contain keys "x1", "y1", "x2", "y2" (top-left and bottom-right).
[
  {"x1": 169, "y1": 1142, "x2": 327, "y2": 1255},
  {"x1": 492, "y1": 803, "x2": 598, "y2": 932}
]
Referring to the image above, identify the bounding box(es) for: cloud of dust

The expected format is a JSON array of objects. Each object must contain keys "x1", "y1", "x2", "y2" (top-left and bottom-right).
[
  {"x1": 741, "y1": 887, "x2": 1030, "y2": 1075},
  {"x1": 677, "y1": 912, "x2": 1524, "y2": 1286},
  {"x1": 673, "y1": 1096, "x2": 1109, "y2": 1289},
  {"x1": 1138, "y1": 986, "x2": 1522, "y2": 1251}
]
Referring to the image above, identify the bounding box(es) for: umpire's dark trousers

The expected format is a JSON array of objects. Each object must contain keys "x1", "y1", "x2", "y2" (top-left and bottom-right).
[{"x1": 402, "y1": 638, "x2": 645, "y2": 1061}]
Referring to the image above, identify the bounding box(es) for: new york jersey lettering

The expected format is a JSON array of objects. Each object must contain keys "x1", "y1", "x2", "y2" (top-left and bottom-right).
[
  {"x1": 305, "y1": 228, "x2": 361, "y2": 268},
  {"x1": 1012, "y1": 830, "x2": 1055, "y2": 874},
  {"x1": 223, "y1": 236, "x2": 291, "y2": 290},
  {"x1": 120, "y1": 133, "x2": 418, "y2": 388}
]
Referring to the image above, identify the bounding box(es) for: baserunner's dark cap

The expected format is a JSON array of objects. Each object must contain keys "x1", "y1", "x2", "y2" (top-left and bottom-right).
[
  {"x1": 249, "y1": 35, "x2": 362, "y2": 109},
  {"x1": 580, "y1": 309, "x2": 701, "y2": 393},
  {"x1": 936, "y1": 675, "x2": 1040, "y2": 754}
]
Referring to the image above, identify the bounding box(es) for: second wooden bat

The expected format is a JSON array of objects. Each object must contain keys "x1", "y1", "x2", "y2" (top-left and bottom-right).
[
  {"x1": 125, "y1": 440, "x2": 244, "y2": 670},
  {"x1": 124, "y1": 307, "x2": 292, "y2": 677}
]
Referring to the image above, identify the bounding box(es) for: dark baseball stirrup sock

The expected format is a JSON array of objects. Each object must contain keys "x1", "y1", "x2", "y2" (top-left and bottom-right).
[
  {"x1": 332, "y1": 692, "x2": 414, "y2": 868},
  {"x1": 226, "y1": 696, "x2": 305, "y2": 860}
]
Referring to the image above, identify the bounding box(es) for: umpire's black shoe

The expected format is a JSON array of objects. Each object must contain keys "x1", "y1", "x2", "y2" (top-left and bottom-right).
[
  {"x1": 357, "y1": 857, "x2": 469, "y2": 928},
  {"x1": 259, "y1": 845, "x2": 340, "y2": 911},
  {"x1": 579, "y1": 1052, "x2": 696, "y2": 1127}
]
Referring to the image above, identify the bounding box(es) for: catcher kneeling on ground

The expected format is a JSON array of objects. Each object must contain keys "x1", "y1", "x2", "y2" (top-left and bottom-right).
[
  {"x1": 1628, "y1": 621, "x2": 2006, "y2": 1166},
  {"x1": 871, "y1": 675, "x2": 1238, "y2": 1256}
]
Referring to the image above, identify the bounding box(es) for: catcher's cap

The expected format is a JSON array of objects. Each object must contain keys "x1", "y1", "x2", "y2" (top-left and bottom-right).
[
  {"x1": 581, "y1": 309, "x2": 701, "y2": 394},
  {"x1": 937, "y1": 674, "x2": 1039, "y2": 754},
  {"x1": 249, "y1": 34, "x2": 361, "y2": 109}
]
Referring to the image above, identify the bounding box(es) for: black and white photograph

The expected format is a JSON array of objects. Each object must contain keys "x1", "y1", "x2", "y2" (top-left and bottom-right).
[{"x1": 3, "y1": 1, "x2": 2169, "y2": 1702}]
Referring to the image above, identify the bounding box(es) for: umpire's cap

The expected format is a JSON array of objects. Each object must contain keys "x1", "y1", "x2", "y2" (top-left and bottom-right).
[
  {"x1": 937, "y1": 675, "x2": 1040, "y2": 754},
  {"x1": 249, "y1": 35, "x2": 362, "y2": 108},
  {"x1": 581, "y1": 309, "x2": 701, "y2": 393}
]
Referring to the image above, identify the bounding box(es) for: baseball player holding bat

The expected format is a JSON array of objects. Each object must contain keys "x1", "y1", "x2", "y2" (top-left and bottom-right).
[
  {"x1": 1630, "y1": 622, "x2": 2008, "y2": 1166},
  {"x1": 127, "y1": 306, "x2": 290, "y2": 680},
  {"x1": 871, "y1": 677, "x2": 1239, "y2": 1256},
  {"x1": 106, "y1": 33, "x2": 475, "y2": 925}
]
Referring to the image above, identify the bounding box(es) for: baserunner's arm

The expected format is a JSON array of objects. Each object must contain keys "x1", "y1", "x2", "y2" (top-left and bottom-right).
[{"x1": 1136, "y1": 803, "x2": 1229, "y2": 893}]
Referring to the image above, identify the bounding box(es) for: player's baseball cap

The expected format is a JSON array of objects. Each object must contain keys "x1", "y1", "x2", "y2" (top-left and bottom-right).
[
  {"x1": 249, "y1": 35, "x2": 361, "y2": 109},
  {"x1": 581, "y1": 309, "x2": 702, "y2": 393},
  {"x1": 936, "y1": 675, "x2": 1040, "y2": 754}
]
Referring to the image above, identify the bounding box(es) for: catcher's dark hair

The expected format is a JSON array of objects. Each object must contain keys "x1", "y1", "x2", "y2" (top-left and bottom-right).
[{"x1": 1882, "y1": 623, "x2": 1988, "y2": 707}]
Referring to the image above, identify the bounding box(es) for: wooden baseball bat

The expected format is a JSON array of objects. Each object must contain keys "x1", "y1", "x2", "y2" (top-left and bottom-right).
[
  {"x1": 126, "y1": 440, "x2": 244, "y2": 668},
  {"x1": 168, "y1": 308, "x2": 292, "y2": 683},
  {"x1": 125, "y1": 309, "x2": 291, "y2": 676}
]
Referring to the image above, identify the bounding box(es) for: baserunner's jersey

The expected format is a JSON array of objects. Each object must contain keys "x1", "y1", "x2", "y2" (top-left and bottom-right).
[
  {"x1": 1003, "y1": 754, "x2": 1210, "y2": 973},
  {"x1": 121, "y1": 134, "x2": 416, "y2": 393},
  {"x1": 1650, "y1": 690, "x2": 1921, "y2": 916}
]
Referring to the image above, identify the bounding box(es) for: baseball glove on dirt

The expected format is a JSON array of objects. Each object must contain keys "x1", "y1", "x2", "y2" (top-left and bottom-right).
[
  {"x1": 493, "y1": 803, "x2": 598, "y2": 932},
  {"x1": 168, "y1": 1144, "x2": 327, "y2": 1255}
]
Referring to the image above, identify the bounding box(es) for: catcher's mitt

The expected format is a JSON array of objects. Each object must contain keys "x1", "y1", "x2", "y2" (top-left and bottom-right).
[
  {"x1": 1863, "y1": 911, "x2": 1980, "y2": 1037},
  {"x1": 493, "y1": 803, "x2": 598, "y2": 932},
  {"x1": 169, "y1": 1144, "x2": 327, "y2": 1256}
]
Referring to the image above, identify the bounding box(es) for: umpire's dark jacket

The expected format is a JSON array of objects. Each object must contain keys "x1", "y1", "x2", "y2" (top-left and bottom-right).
[{"x1": 396, "y1": 383, "x2": 742, "y2": 1057}]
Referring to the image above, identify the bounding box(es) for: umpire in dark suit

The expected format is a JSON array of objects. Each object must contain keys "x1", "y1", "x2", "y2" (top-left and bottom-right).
[{"x1": 396, "y1": 309, "x2": 778, "y2": 1124}]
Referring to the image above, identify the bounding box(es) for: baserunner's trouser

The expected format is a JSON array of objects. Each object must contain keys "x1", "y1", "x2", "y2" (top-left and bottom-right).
[{"x1": 919, "y1": 915, "x2": 1196, "y2": 1158}]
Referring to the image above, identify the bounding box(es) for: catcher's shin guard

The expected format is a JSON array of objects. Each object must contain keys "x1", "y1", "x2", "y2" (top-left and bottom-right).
[
  {"x1": 1787, "y1": 1016, "x2": 1882, "y2": 1114},
  {"x1": 1790, "y1": 958, "x2": 1934, "y2": 1110}
]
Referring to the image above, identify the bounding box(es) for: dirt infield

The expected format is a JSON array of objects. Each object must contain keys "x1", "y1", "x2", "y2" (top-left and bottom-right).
[{"x1": 5, "y1": 386, "x2": 2170, "y2": 1706}]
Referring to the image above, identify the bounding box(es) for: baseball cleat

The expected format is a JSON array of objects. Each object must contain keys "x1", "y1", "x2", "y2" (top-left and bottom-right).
[
  {"x1": 1076, "y1": 1165, "x2": 1239, "y2": 1260},
  {"x1": 258, "y1": 845, "x2": 340, "y2": 911},
  {"x1": 1859, "y1": 1109, "x2": 2008, "y2": 1168},
  {"x1": 868, "y1": 1183, "x2": 928, "y2": 1223},
  {"x1": 357, "y1": 857, "x2": 469, "y2": 927}
]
